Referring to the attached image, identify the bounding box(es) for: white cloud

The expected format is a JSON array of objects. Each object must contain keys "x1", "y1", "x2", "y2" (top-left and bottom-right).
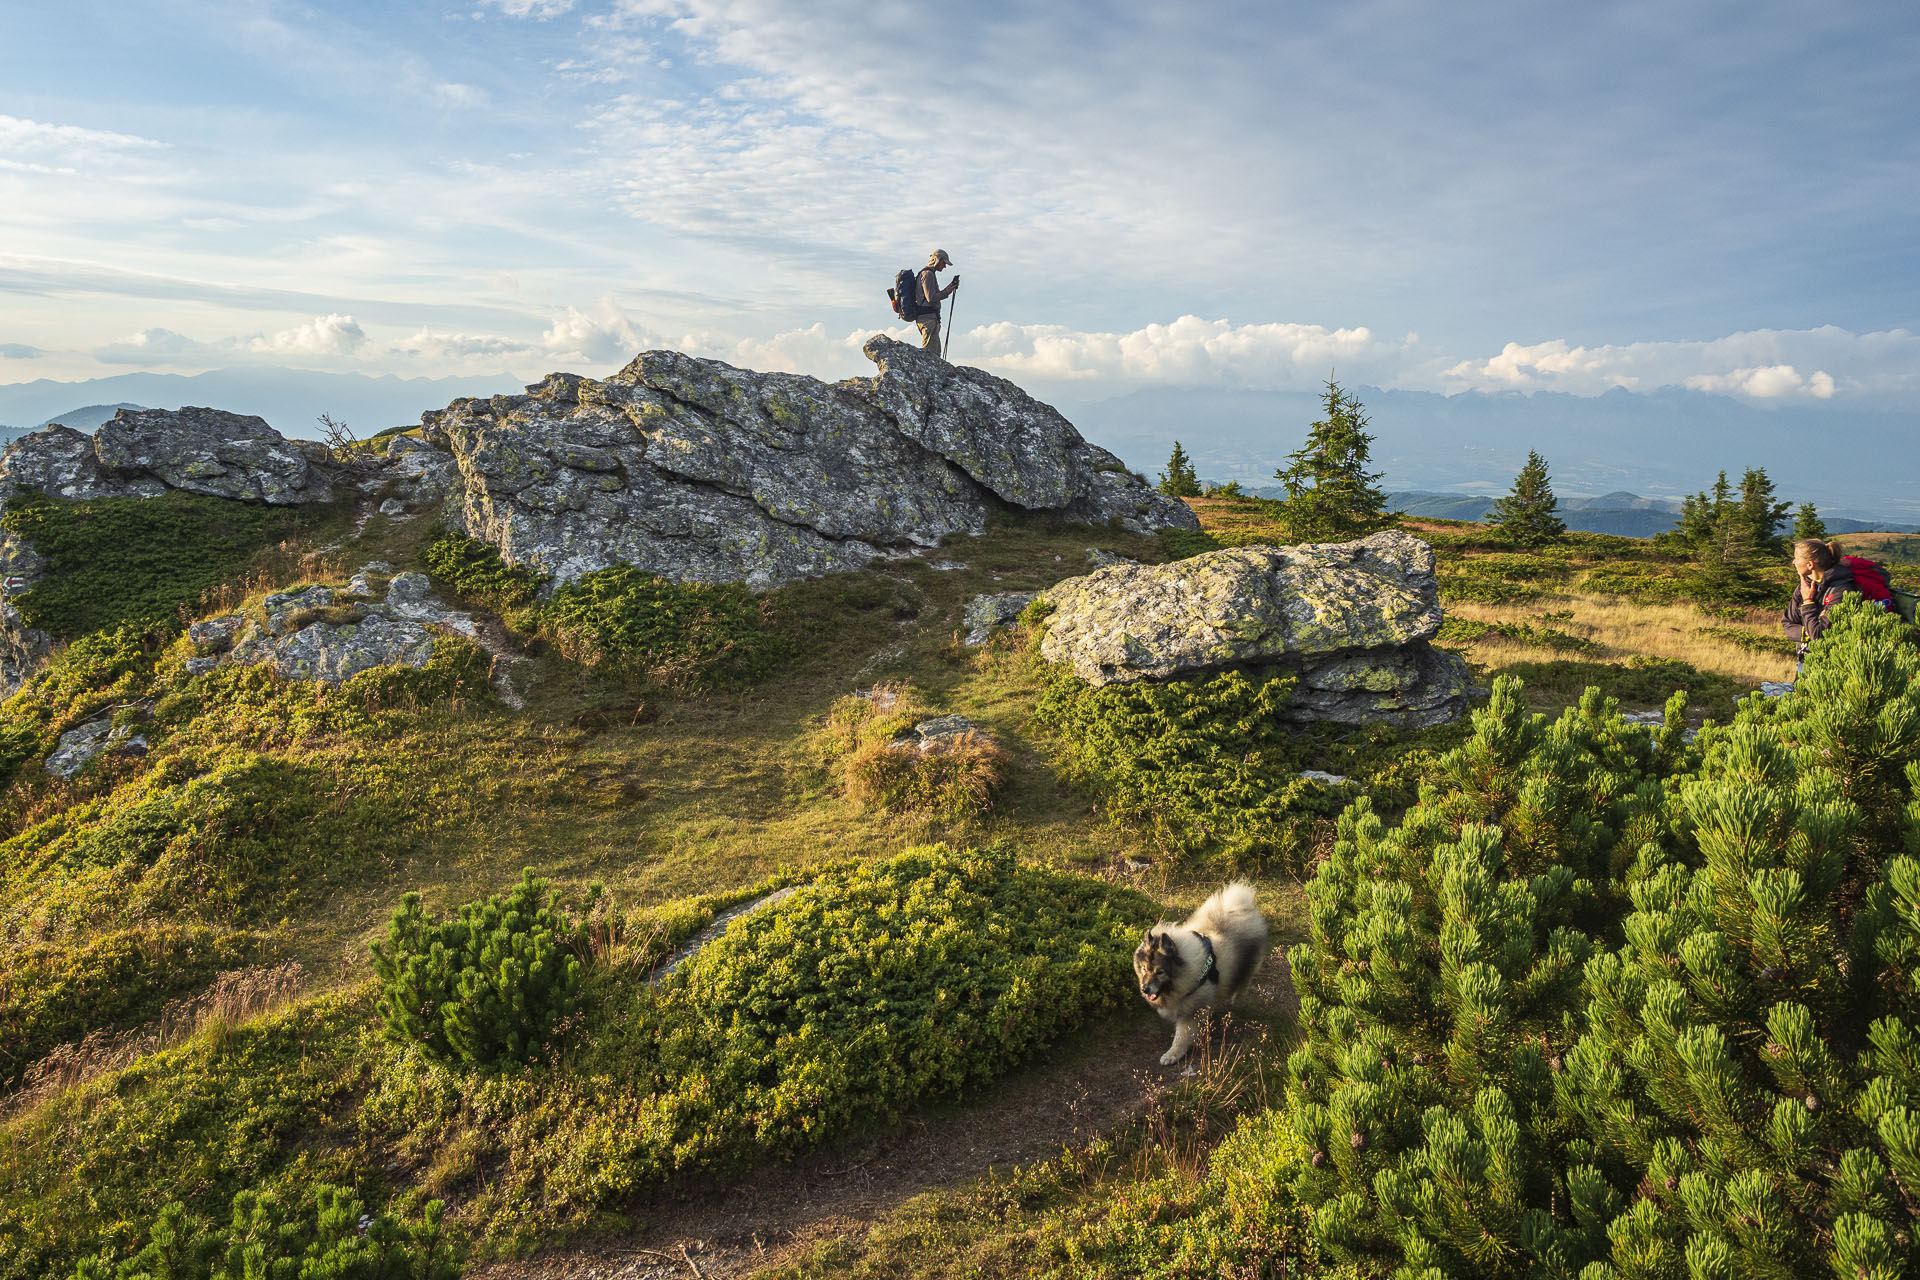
[
  {"x1": 1684, "y1": 365, "x2": 1836, "y2": 399},
  {"x1": 541, "y1": 298, "x2": 654, "y2": 363},
  {"x1": 0, "y1": 115, "x2": 168, "y2": 172},
  {"x1": 480, "y1": 0, "x2": 577, "y2": 16},
  {"x1": 248, "y1": 314, "x2": 367, "y2": 356},
  {"x1": 391, "y1": 327, "x2": 536, "y2": 360},
  {"x1": 92, "y1": 327, "x2": 219, "y2": 364},
  {"x1": 965, "y1": 317, "x2": 1408, "y2": 387},
  {"x1": 1442, "y1": 326, "x2": 1917, "y2": 400}
]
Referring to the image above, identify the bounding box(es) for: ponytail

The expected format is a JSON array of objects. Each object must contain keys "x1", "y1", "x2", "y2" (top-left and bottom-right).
[{"x1": 1794, "y1": 538, "x2": 1841, "y2": 572}]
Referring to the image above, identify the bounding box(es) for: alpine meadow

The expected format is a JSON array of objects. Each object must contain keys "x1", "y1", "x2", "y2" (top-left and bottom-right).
[{"x1": 6, "y1": 5, "x2": 1919, "y2": 1277}]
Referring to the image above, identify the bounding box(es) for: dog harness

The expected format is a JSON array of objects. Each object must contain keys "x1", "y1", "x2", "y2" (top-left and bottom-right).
[{"x1": 1195, "y1": 932, "x2": 1219, "y2": 985}]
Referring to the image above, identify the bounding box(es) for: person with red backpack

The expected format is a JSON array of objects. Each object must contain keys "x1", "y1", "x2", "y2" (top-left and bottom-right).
[{"x1": 1784, "y1": 539, "x2": 1866, "y2": 660}]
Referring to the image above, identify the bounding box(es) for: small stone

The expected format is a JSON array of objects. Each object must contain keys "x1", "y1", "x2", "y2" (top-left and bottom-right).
[
  {"x1": 1299, "y1": 770, "x2": 1353, "y2": 785},
  {"x1": 187, "y1": 615, "x2": 243, "y2": 652},
  {"x1": 346, "y1": 574, "x2": 374, "y2": 596},
  {"x1": 185, "y1": 656, "x2": 221, "y2": 677},
  {"x1": 378, "y1": 499, "x2": 406, "y2": 517},
  {"x1": 961, "y1": 591, "x2": 1035, "y2": 645},
  {"x1": 46, "y1": 719, "x2": 114, "y2": 779}
]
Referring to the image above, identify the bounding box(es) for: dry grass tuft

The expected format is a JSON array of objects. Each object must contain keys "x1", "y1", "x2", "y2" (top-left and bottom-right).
[
  {"x1": 822, "y1": 683, "x2": 1011, "y2": 818},
  {"x1": 10, "y1": 962, "x2": 307, "y2": 1112}
]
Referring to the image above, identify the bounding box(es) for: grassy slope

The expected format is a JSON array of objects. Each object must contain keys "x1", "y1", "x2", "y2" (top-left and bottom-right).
[{"x1": 0, "y1": 493, "x2": 1833, "y2": 1276}]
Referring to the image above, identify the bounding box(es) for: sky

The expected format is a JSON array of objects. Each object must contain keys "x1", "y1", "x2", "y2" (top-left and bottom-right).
[{"x1": 2, "y1": 0, "x2": 1917, "y2": 409}]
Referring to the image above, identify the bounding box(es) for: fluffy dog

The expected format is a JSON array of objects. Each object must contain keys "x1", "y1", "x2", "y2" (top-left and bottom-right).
[{"x1": 1134, "y1": 881, "x2": 1269, "y2": 1065}]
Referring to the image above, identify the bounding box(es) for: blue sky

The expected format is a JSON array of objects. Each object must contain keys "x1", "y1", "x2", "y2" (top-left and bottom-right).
[{"x1": 2, "y1": 0, "x2": 1916, "y2": 406}]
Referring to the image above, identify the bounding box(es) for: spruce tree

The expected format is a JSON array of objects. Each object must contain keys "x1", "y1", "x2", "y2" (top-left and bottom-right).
[
  {"x1": 1488, "y1": 451, "x2": 1567, "y2": 547},
  {"x1": 1273, "y1": 380, "x2": 1392, "y2": 543},
  {"x1": 1738, "y1": 466, "x2": 1791, "y2": 557},
  {"x1": 1794, "y1": 501, "x2": 1829, "y2": 541},
  {"x1": 1157, "y1": 440, "x2": 1201, "y2": 498}
]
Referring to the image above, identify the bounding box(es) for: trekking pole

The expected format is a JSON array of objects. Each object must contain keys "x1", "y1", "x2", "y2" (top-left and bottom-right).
[{"x1": 943, "y1": 292, "x2": 955, "y2": 361}]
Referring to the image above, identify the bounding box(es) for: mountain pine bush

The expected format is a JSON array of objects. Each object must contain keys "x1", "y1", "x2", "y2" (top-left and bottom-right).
[
  {"x1": 371, "y1": 868, "x2": 587, "y2": 1068},
  {"x1": 1271, "y1": 598, "x2": 1920, "y2": 1279},
  {"x1": 67, "y1": 1185, "x2": 455, "y2": 1280}
]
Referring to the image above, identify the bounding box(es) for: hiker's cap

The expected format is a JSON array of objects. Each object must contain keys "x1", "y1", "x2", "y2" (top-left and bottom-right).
[{"x1": 929, "y1": 249, "x2": 952, "y2": 266}]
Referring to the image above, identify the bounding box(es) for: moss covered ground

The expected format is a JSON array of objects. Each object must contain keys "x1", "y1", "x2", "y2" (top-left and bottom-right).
[{"x1": 0, "y1": 488, "x2": 1861, "y2": 1277}]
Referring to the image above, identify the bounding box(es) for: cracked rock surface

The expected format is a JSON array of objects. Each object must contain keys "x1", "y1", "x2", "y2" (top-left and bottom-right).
[
  {"x1": 2, "y1": 409, "x2": 333, "y2": 506},
  {"x1": 423, "y1": 337, "x2": 1197, "y2": 590},
  {"x1": 1038, "y1": 530, "x2": 1475, "y2": 729}
]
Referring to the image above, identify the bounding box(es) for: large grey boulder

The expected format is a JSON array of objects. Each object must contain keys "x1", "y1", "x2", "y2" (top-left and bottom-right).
[
  {"x1": 0, "y1": 408, "x2": 333, "y2": 512},
  {"x1": 93, "y1": 407, "x2": 333, "y2": 504},
  {"x1": 422, "y1": 339, "x2": 1197, "y2": 591},
  {"x1": 1038, "y1": 530, "x2": 1473, "y2": 728}
]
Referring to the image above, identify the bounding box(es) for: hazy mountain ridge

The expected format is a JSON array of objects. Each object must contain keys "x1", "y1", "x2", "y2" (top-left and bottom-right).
[
  {"x1": 0, "y1": 367, "x2": 526, "y2": 441},
  {"x1": 1061, "y1": 383, "x2": 1920, "y2": 522}
]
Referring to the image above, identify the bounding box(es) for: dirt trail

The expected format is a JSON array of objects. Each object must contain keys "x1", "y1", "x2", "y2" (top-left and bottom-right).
[{"x1": 470, "y1": 955, "x2": 1298, "y2": 1280}]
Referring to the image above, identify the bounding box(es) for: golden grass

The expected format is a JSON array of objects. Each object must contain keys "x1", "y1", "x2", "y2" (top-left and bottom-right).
[{"x1": 1446, "y1": 591, "x2": 1796, "y2": 685}]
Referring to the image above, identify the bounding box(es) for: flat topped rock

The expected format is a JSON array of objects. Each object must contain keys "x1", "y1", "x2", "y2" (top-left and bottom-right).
[
  {"x1": 1037, "y1": 529, "x2": 1473, "y2": 728},
  {"x1": 1041, "y1": 530, "x2": 1445, "y2": 686}
]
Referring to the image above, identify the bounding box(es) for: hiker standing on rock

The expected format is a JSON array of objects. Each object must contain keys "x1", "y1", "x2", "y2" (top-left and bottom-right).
[{"x1": 915, "y1": 250, "x2": 958, "y2": 352}]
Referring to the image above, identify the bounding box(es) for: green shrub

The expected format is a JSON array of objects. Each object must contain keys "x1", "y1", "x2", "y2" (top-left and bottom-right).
[
  {"x1": 67, "y1": 1185, "x2": 455, "y2": 1280},
  {"x1": 1437, "y1": 616, "x2": 1599, "y2": 655},
  {"x1": 1494, "y1": 654, "x2": 1745, "y2": 708},
  {"x1": 0, "y1": 625, "x2": 164, "y2": 787},
  {"x1": 361, "y1": 849, "x2": 1156, "y2": 1240},
  {"x1": 423, "y1": 531, "x2": 791, "y2": 688},
  {"x1": 1036, "y1": 666, "x2": 1320, "y2": 867},
  {"x1": 1, "y1": 489, "x2": 320, "y2": 640},
  {"x1": 1274, "y1": 600, "x2": 1920, "y2": 1276},
  {"x1": 1155, "y1": 528, "x2": 1222, "y2": 561},
  {"x1": 0, "y1": 994, "x2": 378, "y2": 1280},
  {"x1": 421, "y1": 529, "x2": 544, "y2": 614},
  {"x1": 1435, "y1": 571, "x2": 1542, "y2": 605},
  {"x1": 544, "y1": 564, "x2": 791, "y2": 687},
  {"x1": 371, "y1": 868, "x2": 586, "y2": 1068}
]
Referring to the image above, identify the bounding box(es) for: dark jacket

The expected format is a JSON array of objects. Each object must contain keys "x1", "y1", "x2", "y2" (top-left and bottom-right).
[{"x1": 1784, "y1": 563, "x2": 1859, "y2": 643}]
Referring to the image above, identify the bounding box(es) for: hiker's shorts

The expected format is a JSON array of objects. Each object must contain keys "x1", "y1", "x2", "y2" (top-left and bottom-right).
[{"x1": 916, "y1": 317, "x2": 941, "y2": 352}]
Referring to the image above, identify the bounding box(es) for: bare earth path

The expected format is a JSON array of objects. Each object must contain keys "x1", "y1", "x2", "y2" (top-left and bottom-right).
[{"x1": 468, "y1": 954, "x2": 1298, "y2": 1279}]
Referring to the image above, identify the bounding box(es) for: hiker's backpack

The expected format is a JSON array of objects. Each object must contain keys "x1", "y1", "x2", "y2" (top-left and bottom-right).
[
  {"x1": 1843, "y1": 555, "x2": 1894, "y2": 604},
  {"x1": 887, "y1": 268, "x2": 920, "y2": 320}
]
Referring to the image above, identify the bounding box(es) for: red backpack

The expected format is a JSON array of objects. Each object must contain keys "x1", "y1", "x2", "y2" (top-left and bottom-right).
[{"x1": 1843, "y1": 555, "x2": 1893, "y2": 603}]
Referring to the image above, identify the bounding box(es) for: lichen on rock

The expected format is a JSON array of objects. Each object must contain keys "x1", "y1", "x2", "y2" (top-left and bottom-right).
[
  {"x1": 422, "y1": 338, "x2": 1198, "y2": 592},
  {"x1": 1038, "y1": 529, "x2": 1474, "y2": 728}
]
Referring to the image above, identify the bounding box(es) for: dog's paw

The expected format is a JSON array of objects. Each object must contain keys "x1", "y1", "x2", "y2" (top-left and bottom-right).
[{"x1": 1159, "y1": 1048, "x2": 1185, "y2": 1066}]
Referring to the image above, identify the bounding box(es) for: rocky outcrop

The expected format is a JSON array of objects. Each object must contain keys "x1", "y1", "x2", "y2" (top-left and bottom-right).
[
  {"x1": 4, "y1": 410, "x2": 333, "y2": 505},
  {"x1": 196, "y1": 572, "x2": 485, "y2": 688},
  {"x1": 1038, "y1": 530, "x2": 1474, "y2": 728},
  {"x1": 423, "y1": 337, "x2": 1197, "y2": 590}
]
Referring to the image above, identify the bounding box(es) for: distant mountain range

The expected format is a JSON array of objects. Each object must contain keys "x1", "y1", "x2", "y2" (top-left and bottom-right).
[
  {"x1": 1354, "y1": 490, "x2": 1920, "y2": 539},
  {"x1": 0, "y1": 368, "x2": 525, "y2": 441},
  {"x1": 1060, "y1": 383, "x2": 1920, "y2": 525}
]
